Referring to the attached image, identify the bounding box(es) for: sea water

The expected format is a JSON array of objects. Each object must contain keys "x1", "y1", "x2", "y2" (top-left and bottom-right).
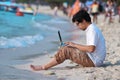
[
  {"x1": 0, "y1": 10, "x2": 85, "y2": 59},
  {"x1": 0, "y1": 11, "x2": 85, "y2": 80},
  {"x1": 0, "y1": 11, "x2": 68, "y2": 48}
]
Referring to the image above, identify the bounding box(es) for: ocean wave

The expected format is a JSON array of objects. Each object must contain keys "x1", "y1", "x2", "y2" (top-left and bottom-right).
[
  {"x1": 0, "y1": 34, "x2": 44, "y2": 48},
  {"x1": 45, "y1": 17, "x2": 68, "y2": 23},
  {"x1": 32, "y1": 20, "x2": 59, "y2": 31}
]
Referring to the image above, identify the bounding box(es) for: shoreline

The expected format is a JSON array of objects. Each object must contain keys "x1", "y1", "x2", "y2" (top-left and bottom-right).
[{"x1": 31, "y1": 4, "x2": 69, "y2": 20}]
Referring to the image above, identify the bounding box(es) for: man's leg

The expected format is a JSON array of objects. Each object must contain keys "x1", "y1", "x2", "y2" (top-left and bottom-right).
[
  {"x1": 30, "y1": 46, "x2": 71, "y2": 71},
  {"x1": 30, "y1": 46, "x2": 95, "y2": 71},
  {"x1": 54, "y1": 46, "x2": 95, "y2": 67},
  {"x1": 30, "y1": 58, "x2": 58, "y2": 71}
]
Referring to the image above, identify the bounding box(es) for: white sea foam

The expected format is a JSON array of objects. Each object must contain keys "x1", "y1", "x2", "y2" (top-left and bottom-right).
[{"x1": 0, "y1": 34, "x2": 44, "y2": 48}]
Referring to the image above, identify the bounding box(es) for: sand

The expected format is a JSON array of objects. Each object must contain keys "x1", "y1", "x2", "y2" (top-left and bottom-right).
[
  {"x1": 31, "y1": 4, "x2": 69, "y2": 19},
  {"x1": 4, "y1": 5, "x2": 120, "y2": 80}
]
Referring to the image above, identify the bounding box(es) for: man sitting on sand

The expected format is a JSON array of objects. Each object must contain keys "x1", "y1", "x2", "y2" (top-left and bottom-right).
[{"x1": 30, "y1": 10, "x2": 106, "y2": 70}]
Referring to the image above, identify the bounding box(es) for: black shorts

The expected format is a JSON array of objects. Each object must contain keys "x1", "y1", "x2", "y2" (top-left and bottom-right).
[{"x1": 91, "y1": 12, "x2": 99, "y2": 16}]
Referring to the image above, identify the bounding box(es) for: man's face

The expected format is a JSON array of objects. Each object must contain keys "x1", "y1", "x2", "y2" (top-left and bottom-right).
[{"x1": 75, "y1": 20, "x2": 87, "y2": 31}]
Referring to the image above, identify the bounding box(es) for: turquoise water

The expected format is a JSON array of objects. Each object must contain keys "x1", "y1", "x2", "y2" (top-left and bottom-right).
[
  {"x1": 0, "y1": 11, "x2": 72, "y2": 48},
  {"x1": 0, "y1": 10, "x2": 82, "y2": 80},
  {"x1": 0, "y1": 11, "x2": 53, "y2": 48}
]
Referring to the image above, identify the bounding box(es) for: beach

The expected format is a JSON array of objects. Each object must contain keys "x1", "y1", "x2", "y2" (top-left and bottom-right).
[{"x1": 1, "y1": 5, "x2": 120, "y2": 80}]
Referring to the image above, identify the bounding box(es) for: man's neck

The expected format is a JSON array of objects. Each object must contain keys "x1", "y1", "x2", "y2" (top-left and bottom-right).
[{"x1": 85, "y1": 22, "x2": 92, "y2": 30}]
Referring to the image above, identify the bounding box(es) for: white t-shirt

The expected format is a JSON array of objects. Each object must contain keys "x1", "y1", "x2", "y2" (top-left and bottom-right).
[{"x1": 85, "y1": 23, "x2": 106, "y2": 66}]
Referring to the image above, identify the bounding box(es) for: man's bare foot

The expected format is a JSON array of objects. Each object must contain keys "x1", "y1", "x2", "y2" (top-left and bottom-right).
[{"x1": 30, "y1": 65, "x2": 45, "y2": 71}]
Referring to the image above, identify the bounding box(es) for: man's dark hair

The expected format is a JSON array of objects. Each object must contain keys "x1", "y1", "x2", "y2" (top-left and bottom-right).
[{"x1": 72, "y1": 9, "x2": 91, "y2": 23}]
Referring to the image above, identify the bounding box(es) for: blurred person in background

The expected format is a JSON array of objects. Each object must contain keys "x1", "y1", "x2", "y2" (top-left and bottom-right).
[
  {"x1": 68, "y1": 0, "x2": 82, "y2": 18},
  {"x1": 118, "y1": 5, "x2": 120, "y2": 23},
  {"x1": 106, "y1": 0, "x2": 114, "y2": 23},
  {"x1": 62, "y1": 2, "x2": 68, "y2": 15},
  {"x1": 53, "y1": 6, "x2": 58, "y2": 16},
  {"x1": 90, "y1": 0, "x2": 99, "y2": 23}
]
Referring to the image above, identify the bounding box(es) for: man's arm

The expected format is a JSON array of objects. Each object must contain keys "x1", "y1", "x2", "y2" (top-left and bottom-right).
[
  {"x1": 74, "y1": 44, "x2": 95, "y2": 53},
  {"x1": 65, "y1": 42, "x2": 95, "y2": 53}
]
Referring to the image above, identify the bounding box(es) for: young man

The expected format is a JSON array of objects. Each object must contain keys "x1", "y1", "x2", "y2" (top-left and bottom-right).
[{"x1": 30, "y1": 10, "x2": 106, "y2": 71}]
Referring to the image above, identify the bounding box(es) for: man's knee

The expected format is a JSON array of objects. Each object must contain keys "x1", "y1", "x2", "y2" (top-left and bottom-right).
[{"x1": 54, "y1": 46, "x2": 72, "y2": 63}]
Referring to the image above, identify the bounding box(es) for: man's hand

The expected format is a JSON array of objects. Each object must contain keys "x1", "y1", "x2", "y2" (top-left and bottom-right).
[{"x1": 65, "y1": 42, "x2": 76, "y2": 47}]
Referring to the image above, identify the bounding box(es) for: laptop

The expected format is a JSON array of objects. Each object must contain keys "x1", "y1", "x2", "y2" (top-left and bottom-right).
[{"x1": 58, "y1": 30, "x2": 65, "y2": 47}]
